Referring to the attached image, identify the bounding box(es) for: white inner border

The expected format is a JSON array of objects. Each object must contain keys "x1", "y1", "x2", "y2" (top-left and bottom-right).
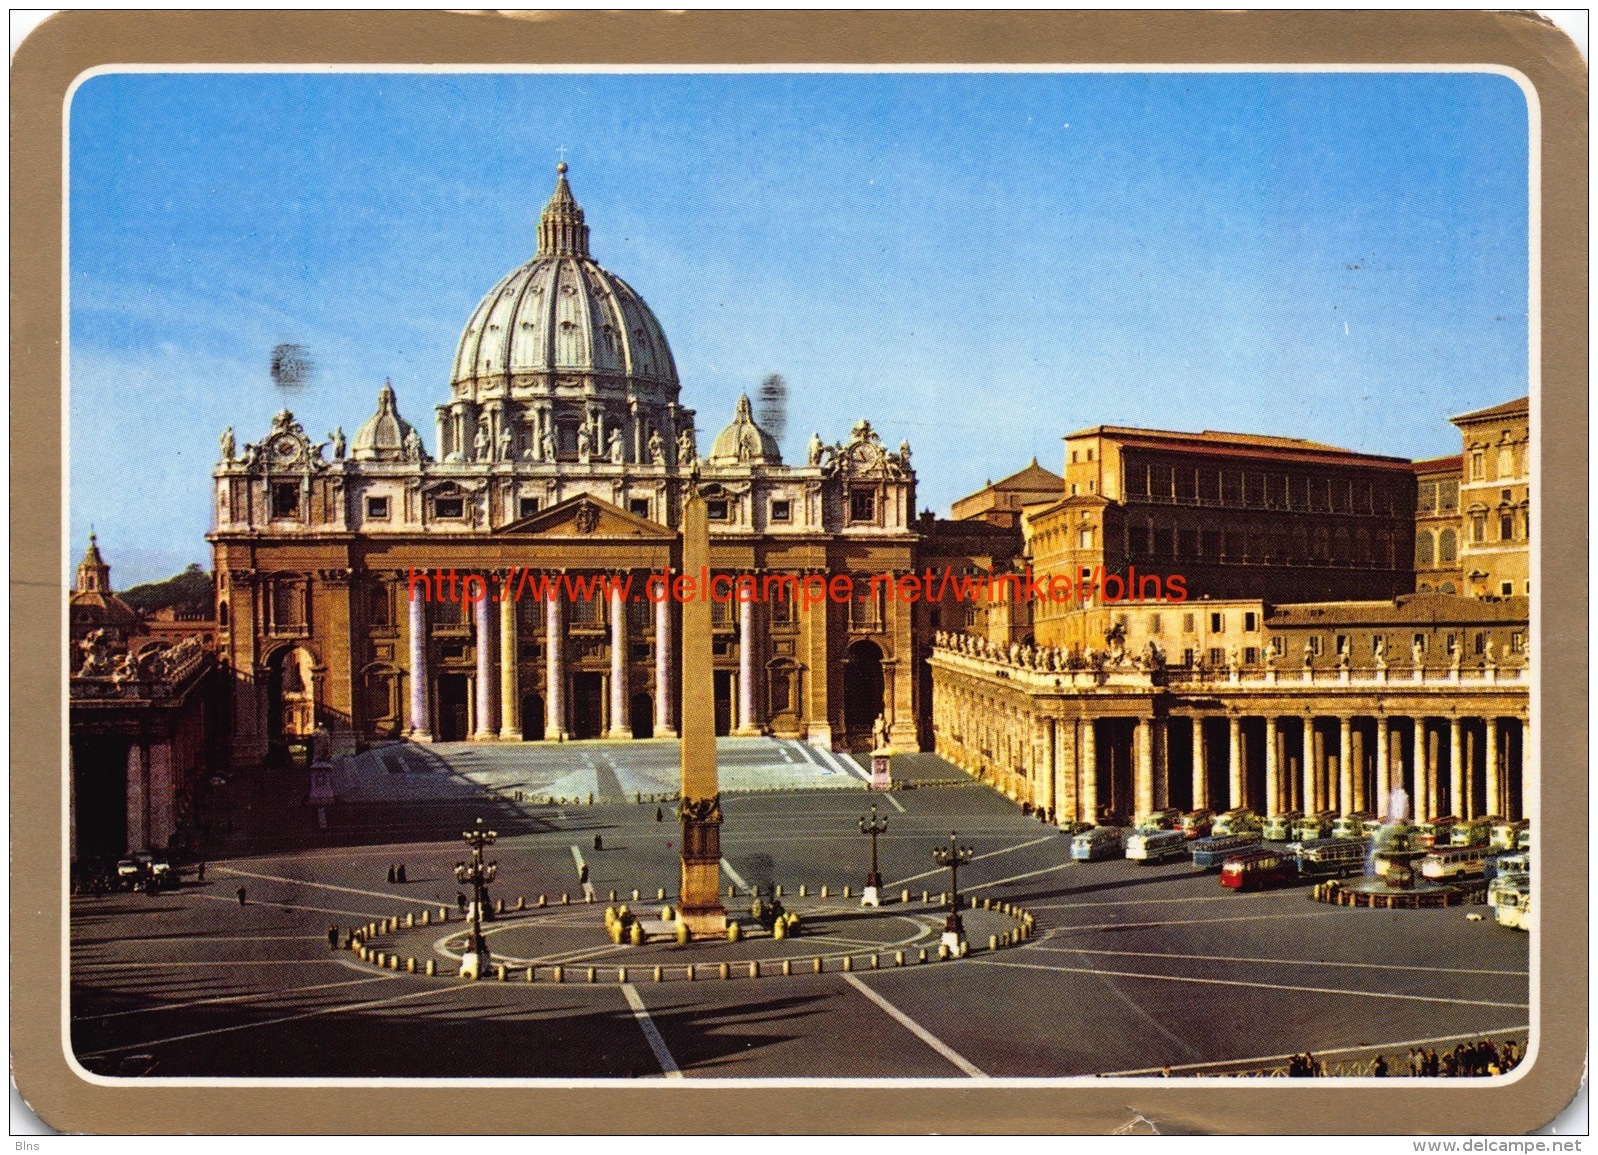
[{"x1": 59, "y1": 62, "x2": 1542, "y2": 1091}]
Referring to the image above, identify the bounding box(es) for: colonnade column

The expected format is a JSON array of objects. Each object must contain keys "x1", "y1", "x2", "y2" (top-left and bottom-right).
[
  {"x1": 498, "y1": 588, "x2": 519, "y2": 739},
  {"x1": 1313, "y1": 726, "x2": 1327, "y2": 811},
  {"x1": 1080, "y1": 719, "x2": 1097, "y2": 823},
  {"x1": 1263, "y1": 716, "x2": 1279, "y2": 818},
  {"x1": 1351, "y1": 726, "x2": 1366, "y2": 813},
  {"x1": 1375, "y1": 717, "x2": 1390, "y2": 817},
  {"x1": 1338, "y1": 716, "x2": 1353, "y2": 815},
  {"x1": 1301, "y1": 718, "x2": 1315, "y2": 820},
  {"x1": 1151, "y1": 717, "x2": 1168, "y2": 810},
  {"x1": 408, "y1": 587, "x2": 432, "y2": 740},
  {"x1": 1191, "y1": 717, "x2": 1208, "y2": 812},
  {"x1": 1227, "y1": 715, "x2": 1243, "y2": 809},
  {"x1": 1462, "y1": 727, "x2": 1475, "y2": 818},
  {"x1": 1447, "y1": 717, "x2": 1462, "y2": 818},
  {"x1": 607, "y1": 582, "x2": 630, "y2": 739},
  {"x1": 736, "y1": 594, "x2": 759, "y2": 735},
  {"x1": 653, "y1": 591, "x2": 676, "y2": 737},
  {"x1": 1424, "y1": 722, "x2": 1440, "y2": 819},
  {"x1": 545, "y1": 592, "x2": 567, "y2": 741},
  {"x1": 1485, "y1": 718, "x2": 1500, "y2": 818},
  {"x1": 1133, "y1": 719, "x2": 1153, "y2": 817},
  {"x1": 473, "y1": 585, "x2": 496, "y2": 739}
]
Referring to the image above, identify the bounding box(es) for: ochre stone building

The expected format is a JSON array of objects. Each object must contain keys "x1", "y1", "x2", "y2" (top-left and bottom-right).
[{"x1": 209, "y1": 167, "x2": 923, "y2": 767}]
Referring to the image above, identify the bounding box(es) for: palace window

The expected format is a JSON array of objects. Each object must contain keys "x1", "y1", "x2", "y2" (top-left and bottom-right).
[
  {"x1": 1500, "y1": 581, "x2": 1514, "y2": 598},
  {"x1": 570, "y1": 591, "x2": 601, "y2": 626},
  {"x1": 1078, "y1": 526, "x2": 1094, "y2": 549},
  {"x1": 630, "y1": 498, "x2": 651, "y2": 519},
  {"x1": 1307, "y1": 636, "x2": 1323, "y2": 656},
  {"x1": 850, "y1": 490, "x2": 876, "y2": 522},
  {"x1": 519, "y1": 496, "x2": 540, "y2": 519},
  {"x1": 1417, "y1": 481, "x2": 1436, "y2": 513},
  {"x1": 1413, "y1": 633, "x2": 1428, "y2": 654},
  {"x1": 270, "y1": 579, "x2": 307, "y2": 633},
  {"x1": 1474, "y1": 632, "x2": 1487, "y2": 655},
  {"x1": 1207, "y1": 647, "x2": 1225, "y2": 667},
  {"x1": 1511, "y1": 631, "x2": 1525, "y2": 653},
  {"x1": 1446, "y1": 633, "x2": 1458, "y2": 655},
  {"x1": 1439, "y1": 528, "x2": 1457, "y2": 563},
  {"x1": 706, "y1": 499, "x2": 730, "y2": 521},
  {"x1": 1148, "y1": 614, "x2": 1162, "y2": 635},
  {"x1": 1498, "y1": 447, "x2": 1515, "y2": 478},
  {"x1": 434, "y1": 496, "x2": 465, "y2": 520},
  {"x1": 1471, "y1": 512, "x2": 1488, "y2": 542},
  {"x1": 1416, "y1": 531, "x2": 1435, "y2": 566},
  {"x1": 1243, "y1": 647, "x2": 1259, "y2": 665},
  {"x1": 365, "y1": 495, "x2": 390, "y2": 520},
  {"x1": 272, "y1": 483, "x2": 301, "y2": 519},
  {"x1": 770, "y1": 498, "x2": 792, "y2": 523},
  {"x1": 1182, "y1": 613, "x2": 1195, "y2": 634},
  {"x1": 1470, "y1": 451, "x2": 1485, "y2": 480},
  {"x1": 1499, "y1": 511, "x2": 1515, "y2": 541},
  {"x1": 368, "y1": 583, "x2": 393, "y2": 628},
  {"x1": 1244, "y1": 612, "x2": 1258, "y2": 632},
  {"x1": 1209, "y1": 612, "x2": 1224, "y2": 632},
  {"x1": 1182, "y1": 648, "x2": 1196, "y2": 667}
]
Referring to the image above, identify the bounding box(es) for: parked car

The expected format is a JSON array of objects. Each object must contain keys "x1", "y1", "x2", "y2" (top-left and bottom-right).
[
  {"x1": 1070, "y1": 825, "x2": 1125, "y2": 862},
  {"x1": 1054, "y1": 820, "x2": 1095, "y2": 838}
]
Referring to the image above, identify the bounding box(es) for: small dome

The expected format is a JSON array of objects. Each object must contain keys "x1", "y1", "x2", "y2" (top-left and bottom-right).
[
  {"x1": 450, "y1": 165, "x2": 678, "y2": 400},
  {"x1": 351, "y1": 381, "x2": 418, "y2": 461},
  {"x1": 709, "y1": 394, "x2": 781, "y2": 466}
]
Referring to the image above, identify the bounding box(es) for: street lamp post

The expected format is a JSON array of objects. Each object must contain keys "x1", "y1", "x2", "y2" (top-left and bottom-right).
[
  {"x1": 454, "y1": 818, "x2": 498, "y2": 980},
  {"x1": 858, "y1": 804, "x2": 888, "y2": 907},
  {"x1": 931, "y1": 831, "x2": 974, "y2": 956}
]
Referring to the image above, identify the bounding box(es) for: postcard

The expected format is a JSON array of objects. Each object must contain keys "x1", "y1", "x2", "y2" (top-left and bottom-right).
[{"x1": 13, "y1": 9, "x2": 1587, "y2": 1139}]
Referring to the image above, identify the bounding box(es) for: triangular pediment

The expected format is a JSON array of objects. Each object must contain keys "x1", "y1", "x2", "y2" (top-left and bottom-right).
[{"x1": 494, "y1": 493, "x2": 677, "y2": 540}]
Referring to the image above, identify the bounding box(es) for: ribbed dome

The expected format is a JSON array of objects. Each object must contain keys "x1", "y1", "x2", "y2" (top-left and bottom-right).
[
  {"x1": 450, "y1": 164, "x2": 678, "y2": 401},
  {"x1": 351, "y1": 380, "x2": 418, "y2": 461},
  {"x1": 709, "y1": 394, "x2": 781, "y2": 466}
]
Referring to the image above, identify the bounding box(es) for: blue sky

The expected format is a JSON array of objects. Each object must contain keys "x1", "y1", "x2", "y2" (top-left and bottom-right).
[{"x1": 69, "y1": 70, "x2": 1530, "y2": 586}]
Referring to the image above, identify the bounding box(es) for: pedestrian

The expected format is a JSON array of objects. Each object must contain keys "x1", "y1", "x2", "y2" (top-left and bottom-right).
[
  {"x1": 387, "y1": 864, "x2": 396, "y2": 884},
  {"x1": 655, "y1": 807, "x2": 663, "y2": 822},
  {"x1": 1372, "y1": 1055, "x2": 1388, "y2": 1077},
  {"x1": 457, "y1": 892, "x2": 468, "y2": 912},
  {"x1": 327, "y1": 924, "x2": 340, "y2": 950},
  {"x1": 197, "y1": 862, "x2": 206, "y2": 883},
  {"x1": 579, "y1": 863, "x2": 589, "y2": 885},
  {"x1": 593, "y1": 834, "x2": 603, "y2": 851},
  {"x1": 396, "y1": 863, "x2": 407, "y2": 884},
  {"x1": 236, "y1": 886, "x2": 247, "y2": 905}
]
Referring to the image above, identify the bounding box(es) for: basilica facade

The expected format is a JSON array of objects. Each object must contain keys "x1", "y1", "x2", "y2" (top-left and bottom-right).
[{"x1": 209, "y1": 166, "x2": 922, "y2": 767}]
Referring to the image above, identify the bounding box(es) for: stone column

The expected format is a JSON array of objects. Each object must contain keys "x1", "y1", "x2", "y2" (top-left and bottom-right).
[
  {"x1": 498, "y1": 589, "x2": 519, "y2": 739},
  {"x1": 434, "y1": 406, "x2": 450, "y2": 460},
  {"x1": 474, "y1": 584, "x2": 496, "y2": 739},
  {"x1": 1463, "y1": 727, "x2": 1475, "y2": 818},
  {"x1": 1133, "y1": 718, "x2": 1154, "y2": 817},
  {"x1": 1263, "y1": 716, "x2": 1279, "y2": 817},
  {"x1": 1351, "y1": 726, "x2": 1366, "y2": 813},
  {"x1": 735, "y1": 593, "x2": 759, "y2": 735},
  {"x1": 1151, "y1": 716, "x2": 1168, "y2": 810},
  {"x1": 654, "y1": 590, "x2": 676, "y2": 737},
  {"x1": 1485, "y1": 718, "x2": 1501, "y2": 818},
  {"x1": 1376, "y1": 717, "x2": 1391, "y2": 817},
  {"x1": 545, "y1": 591, "x2": 567, "y2": 740},
  {"x1": 1055, "y1": 716, "x2": 1078, "y2": 825},
  {"x1": 125, "y1": 743, "x2": 147, "y2": 853},
  {"x1": 608, "y1": 581, "x2": 630, "y2": 738},
  {"x1": 407, "y1": 588, "x2": 432, "y2": 740},
  {"x1": 1227, "y1": 715, "x2": 1243, "y2": 808},
  {"x1": 1080, "y1": 719, "x2": 1098, "y2": 823},
  {"x1": 1313, "y1": 726, "x2": 1327, "y2": 812},
  {"x1": 147, "y1": 741, "x2": 175, "y2": 850},
  {"x1": 1301, "y1": 718, "x2": 1315, "y2": 819},
  {"x1": 1448, "y1": 717, "x2": 1462, "y2": 818},
  {"x1": 1424, "y1": 722, "x2": 1440, "y2": 819},
  {"x1": 1191, "y1": 717, "x2": 1208, "y2": 812},
  {"x1": 1338, "y1": 716, "x2": 1353, "y2": 815}
]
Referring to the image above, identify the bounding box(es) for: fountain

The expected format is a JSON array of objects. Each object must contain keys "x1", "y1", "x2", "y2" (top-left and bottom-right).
[{"x1": 1314, "y1": 786, "x2": 1464, "y2": 909}]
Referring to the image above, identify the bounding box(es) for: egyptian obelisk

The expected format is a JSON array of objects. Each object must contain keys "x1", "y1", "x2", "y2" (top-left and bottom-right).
[{"x1": 677, "y1": 488, "x2": 727, "y2": 937}]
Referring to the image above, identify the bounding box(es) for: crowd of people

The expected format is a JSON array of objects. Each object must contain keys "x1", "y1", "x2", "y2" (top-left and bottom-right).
[{"x1": 1273, "y1": 1038, "x2": 1524, "y2": 1078}]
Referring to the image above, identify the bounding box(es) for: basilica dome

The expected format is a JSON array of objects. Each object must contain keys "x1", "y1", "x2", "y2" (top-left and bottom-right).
[
  {"x1": 450, "y1": 165, "x2": 679, "y2": 403},
  {"x1": 709, "y1": 394, "x2": 782, "y2": 466}
]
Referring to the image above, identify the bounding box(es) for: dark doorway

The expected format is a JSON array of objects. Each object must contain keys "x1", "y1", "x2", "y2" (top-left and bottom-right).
[
  {"x1": 72, "y1": 735, "x2": 128, "y2": 863},
  {"x1": 1166, "y1": 716, "x2": 1193, "y2": 812},
  {"x1": 630, "y1": 692, "x2": 653, "y2": 739},
  {"x1": 843, "y1": 640, "x2": 885, "y2": 733},
  {"x1": 713, "y1": 671, "x2": 733, "y2": 736},
  {"x1": 521, "y1": 692, "x2": 545, "y2": 741},
  {"x1": 572, "y1": 672, "x2": 604, "y2": 739},
  {"x1": 437, "y1": 674, "x2": 469, "y2": 741}
]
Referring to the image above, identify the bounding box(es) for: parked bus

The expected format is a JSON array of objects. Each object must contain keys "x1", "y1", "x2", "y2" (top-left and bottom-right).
[
  {"x1": 1449, "y1": 818, "x2": 1492, "y2": 847},
  {"x1": 1219, "y1": 849, "x2": 1297, "y2": 891},
  {"x1": 1487, "y1": 854, "x2": 1530, "y2": 908},
  {"x1": 1292, "y1": 811, "x2": 1338, "y2": 841},
  {"x1": 1213, "y1": 808, "x2": 1262, "y2": 837},
  {"x1": 1292, "y1": 837, "x2": 1370, "y2": 879},
  {"x1": 1175, "y1": 810, "x2": 1214, "y2": 840},
  {"x1": 1070, "y1": 825, "x2": 1125, "y2": 861},
  {"x1": 1414, "y1": 815, "x2": 1459, "y2": 849},
  {"x1": 1490, "y1": 819, "x2": 1529, "y2": 852},
  {"x1": 1261, "y1": 811, "x2": 1303, "y2": 842},
  {"x1": 1419, "y1": 845, "x2": 1490, "y2": 881},
  {"x1": 1126, "y1": 828, "x2": 1188, "y2": 864},
  {"x1": 1134, "y1": 808, "x2": 1182, "y2": 833},
  {"x1": 1331, "y1": 812, "x2": 1374, "y2": 840},
  {"x1": 1191, "y1": 832, "x2": 1264, "y2": 869},
  {"x1": 1495, "y1": 891, "x2": 1530, "y2": 931}
]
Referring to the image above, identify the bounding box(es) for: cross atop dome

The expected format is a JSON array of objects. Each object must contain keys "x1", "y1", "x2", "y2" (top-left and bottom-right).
[{"x1": 537, "y1": 162, "x2": 590, "y2": 258}]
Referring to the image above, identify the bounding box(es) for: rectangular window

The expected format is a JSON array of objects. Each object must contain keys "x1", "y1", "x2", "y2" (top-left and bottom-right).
[
  {"x1": 1371, "y1": 635, "x2": 1384, "y2": 656},
  {"x1": 1412, "y1": 633, "x2": 1427, "y2": 654},
  {"x1": 1182, "y1": 648, "x2": 1196, "y2": 667},
  {"x1": 1334, "y1": 634, "x2": 1348, "y2": 657},
  {"x1": 1207, "y1": 647, "x2": 1225, "y2": 667},
  {"x1": 1271, "y1": 637, "x2": 1285, "y2": 656},
  {"x1": 630, "y1": 498, "x2": 651, "y2": 519},
  {"x1": 1470, "y1": 451, "x2": 1485, "y2": 480},
  {"x1": 1070, "y1": 483, "x2": 1079, "y2": 496},
  {"x1": 1148, "y1": 614, "x2": 1162, "y2": 635},
  {"x1": 769, "y1": 499, "x2": 792, "y2": 523},
  {"x1": 1474, "y1": 632, "x2": 1486, "y2": 655},
  {"x1": 1243, "y1": 647, "x2": 1258, "y2": 665},
  {"x1": 1209, "y1": 612, "x2": 1224, "y2": 632},
  {"x1": 850, "y1": 490, "x2": 876, "y2": 522},
  {"x1": 1499, "y1": 581, "x2": 1514, "y2": 598},
  {"x1": 272, "y1": 483, "x2": 300, "y2": 519},
  {"x1": 1088, "y1": 480, "x2": 1096, "y2": 494},
  {"x1": 1244, "y1": 611, "x2": 1258, "y2": 632},
  {"x1": 1078, "y1": 527, "x2": 1094, "y2": 549},
  {"x1": 771, "y1": 591, "x2": 794, "y2": 624},
  {"x1": 1447, "y1": 633, "x2": 1458, "y2": 655},
  {"x1": 365, "y1": 495, "x2": 389, "y2": 520},
  {"x1": 1182, "y1": 612, "x2": 1195, "y2": 634},
  {"x1": 518, "y1": 496, "x2": 540, "y2": 519},
  {"x1": 369, "y1": 583, "x2": 392, "y2": 628},
  {"x1": 1499, "y1": 512, "x2": 1514, "y2": 541},
  {"x1": 1471, "y1": 513, "x2": 1488, "y2": 542},
  {"x1": 1307, "y1": 636, "x2": 1323, "y2": 656},
  {"x1": 1070, "y1": 450, "x2": 1079, "y2": 464},
  {"x1": 1511, "y1": 631, "x2": 1524, "y2": 653},
  {"x1": 434, "y1": 496, "x2": 464, "y2": 520},
  {"x1": 706, "y1": 499, "x2": 730, "y2": 521}
]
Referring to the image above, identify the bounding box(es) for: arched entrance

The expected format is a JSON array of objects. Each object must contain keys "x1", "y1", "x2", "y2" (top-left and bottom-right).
[
  {"x1": 521, "y1": 693, "x2": 545, "y2": 741},
  {"x1": 266, "y1": 645, "x2": 317, "y2": 760},
  {"x1": 630, "y1": 692, "x2": 653, "y2": 739},
  {"x1": 843, "y1": 639, "x2": 885, "y2": 737}
]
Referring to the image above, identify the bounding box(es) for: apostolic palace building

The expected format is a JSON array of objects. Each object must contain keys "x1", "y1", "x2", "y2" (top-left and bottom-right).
[{"x1": 69, "y1": 164, "x2": 1533, "y2": 862}]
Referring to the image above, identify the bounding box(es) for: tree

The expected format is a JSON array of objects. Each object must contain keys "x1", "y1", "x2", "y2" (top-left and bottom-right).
[{"x1": 120, "y1": 564, "x2": 214, "y2": 616}]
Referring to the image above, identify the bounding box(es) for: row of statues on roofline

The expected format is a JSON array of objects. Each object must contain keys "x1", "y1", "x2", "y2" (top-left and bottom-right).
[{"x1": 75, "y1": 630, "x2": 205, "y2": 685}]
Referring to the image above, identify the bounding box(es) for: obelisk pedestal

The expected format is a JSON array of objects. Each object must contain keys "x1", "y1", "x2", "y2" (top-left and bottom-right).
[{"x1": 677, "y1": 490, "x2": 727, "y2": 938}]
